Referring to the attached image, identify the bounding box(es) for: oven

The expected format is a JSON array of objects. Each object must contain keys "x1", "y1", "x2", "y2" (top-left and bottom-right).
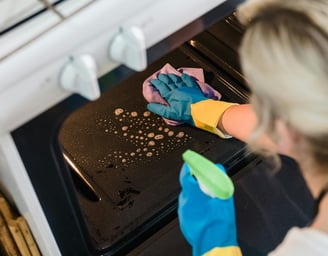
[{"x1": 0, "y1": 1, "x2": 316, "y2": 255}]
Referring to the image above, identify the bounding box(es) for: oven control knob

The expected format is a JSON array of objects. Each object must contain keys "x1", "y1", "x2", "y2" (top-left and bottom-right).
[
  {"x1": 60, "y1": 54, "x2": 101, "y2": 100},
  {"x1": 108, "y1": 26, "x2": 147, "y2": 71}
]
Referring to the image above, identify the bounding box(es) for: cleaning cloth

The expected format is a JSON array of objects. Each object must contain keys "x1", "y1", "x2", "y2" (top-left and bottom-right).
[{"x1": 142, "y1": 63, "x2": 222, "y2": 125}]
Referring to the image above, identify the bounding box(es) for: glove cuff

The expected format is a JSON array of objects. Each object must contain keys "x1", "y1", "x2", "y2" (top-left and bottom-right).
[
  {"x1": 203, "y1": 246, "x2": 242, "y2": 256},
  {"x1": 190, "y1": 100, "x2": 238, "y2": 138}
]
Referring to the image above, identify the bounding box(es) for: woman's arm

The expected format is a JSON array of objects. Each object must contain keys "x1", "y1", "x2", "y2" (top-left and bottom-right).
[{"x1": 218, "y1": 104, "x2": 276, "y2": 149}]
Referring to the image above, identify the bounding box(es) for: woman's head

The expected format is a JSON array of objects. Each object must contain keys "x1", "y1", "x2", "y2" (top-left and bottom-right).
[{"x1": 237, "y1": 0, "x2": 328, "y2": 168}]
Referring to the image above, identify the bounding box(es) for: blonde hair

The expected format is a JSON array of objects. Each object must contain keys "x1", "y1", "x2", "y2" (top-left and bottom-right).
[{"x1": 236, "y1": 0, "x2": 328, "y2": 167}]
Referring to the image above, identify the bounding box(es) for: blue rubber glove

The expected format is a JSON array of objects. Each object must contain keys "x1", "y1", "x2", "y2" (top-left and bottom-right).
[
  {"x1": 178, "y1": 163, "x2": 241, "y2": 256},
  {"x1": 147, "y1": 73, "x2": 237, "y2": 138},
  {"x1": 147, "y1": 73, "x2": 208, "y2": 125}
]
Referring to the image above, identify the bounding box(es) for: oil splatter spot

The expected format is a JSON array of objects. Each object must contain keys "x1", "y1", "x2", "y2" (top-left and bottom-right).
[
  {"x1": 176, "y1": 131, "x2": 185, "y2": 138},
  {"x1": 147, "y1": 132, "x2": 155, "y2": 138},
  {"x1": 154, "y1": 134, "x2": 164, "y2": 140},
  {"x1": 143, "y1": 111, "x2": 151, "y2": 117},
  {"x1": 114, "y1": 108, "x2": 124, "y2": 116},
  {"x1": 116, "y1": 187, "x2": 140, "y2": 210},
  {"x1": 96, "y1": 107, "x2": 192, "y2": 169}
]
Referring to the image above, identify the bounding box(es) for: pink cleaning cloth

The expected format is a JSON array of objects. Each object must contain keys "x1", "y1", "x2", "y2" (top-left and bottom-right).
[{"x1": 142, "y1": 63, "x2": 222, "y2": 125}]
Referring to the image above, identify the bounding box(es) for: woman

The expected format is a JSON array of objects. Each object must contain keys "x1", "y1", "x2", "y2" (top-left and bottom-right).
[{"x1": 146, "y1": 0, "x2": 328, "y2": 255}]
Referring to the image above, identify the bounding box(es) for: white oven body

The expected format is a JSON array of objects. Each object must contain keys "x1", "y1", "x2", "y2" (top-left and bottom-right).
[{"x1": 0, "y1": 0, "x2": 237, "y2": 255}]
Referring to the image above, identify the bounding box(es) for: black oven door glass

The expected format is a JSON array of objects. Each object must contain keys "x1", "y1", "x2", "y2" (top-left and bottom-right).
[{"x1": 58, "y1": 42, "x2": 250, "y2": 252}]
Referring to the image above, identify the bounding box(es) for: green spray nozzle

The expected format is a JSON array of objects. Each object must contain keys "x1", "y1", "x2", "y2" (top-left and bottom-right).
[{"x1": 182, "y1": 149, "x2": 234, "y2": 199}]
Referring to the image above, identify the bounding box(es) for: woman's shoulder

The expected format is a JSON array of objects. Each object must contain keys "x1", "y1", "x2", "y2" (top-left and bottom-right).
[{"x1": 269, "y1": 227, "x2": 328, "y2": 256}]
